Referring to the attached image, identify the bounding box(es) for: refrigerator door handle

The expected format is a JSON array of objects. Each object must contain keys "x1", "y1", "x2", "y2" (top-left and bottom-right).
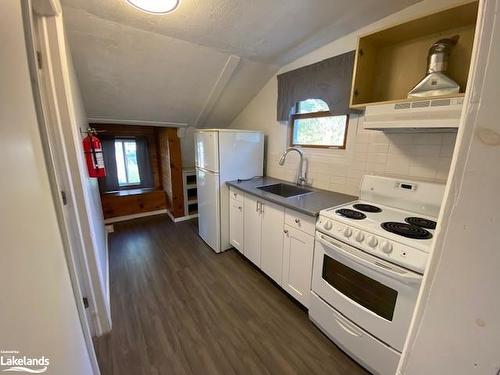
[{"x1": 256, "y1": 201, "x2": 260, "y2": 212}]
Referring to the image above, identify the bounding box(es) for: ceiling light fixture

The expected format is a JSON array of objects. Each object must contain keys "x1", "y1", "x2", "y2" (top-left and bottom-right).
[{"x1": 126, "y1": 0, "x2": 180, "y2": 14}]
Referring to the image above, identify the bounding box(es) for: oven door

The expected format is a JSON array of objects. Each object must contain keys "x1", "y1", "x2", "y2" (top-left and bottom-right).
[{"x1": 312, "y1": 232, "x2": 423, "y2": 351}]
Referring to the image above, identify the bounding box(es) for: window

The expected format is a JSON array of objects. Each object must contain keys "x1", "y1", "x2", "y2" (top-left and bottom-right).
[
  {"x1": 290, "y1": 99, "x2": 348, "y2": 148},
  {"x1": 115, "y1": 139, "x2": 141, "y2": 186}
]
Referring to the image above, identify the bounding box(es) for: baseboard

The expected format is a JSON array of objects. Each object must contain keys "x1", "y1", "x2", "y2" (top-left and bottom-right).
[
  {"x1": 173, "y1": 214, "x2": 199, "y2": 222},
  {"x1": 103, "y1": 209, "x2": 167, "y2": 224},
  {"x1": 166, "y1": 209, "x2": 198, "y2": 223}
]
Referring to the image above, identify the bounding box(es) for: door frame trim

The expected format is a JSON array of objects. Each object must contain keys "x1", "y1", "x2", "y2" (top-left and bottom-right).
[{"x1": 21, "y1": 1, "x2": 101, "y2": 374}]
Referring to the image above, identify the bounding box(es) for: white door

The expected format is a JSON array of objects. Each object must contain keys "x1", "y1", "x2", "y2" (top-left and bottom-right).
[
  {"x1": 260, "y1": 201, "x2": 285, "y2": 285},
  {"x1": 194, "y1": 131, "x2": 219, "y2": 172},
  {"x1": 196, "y1": 168, "x2": 220, "y2": 252},
  {"x1": 282, "y1": 225, "x2": 315, "y2": 308},
  {"x1": 229, "y1": 198, "x2": 244, "y2": 252},
  {"x1": 243, "y1": 194, "x2": 261, "y2": 266}
]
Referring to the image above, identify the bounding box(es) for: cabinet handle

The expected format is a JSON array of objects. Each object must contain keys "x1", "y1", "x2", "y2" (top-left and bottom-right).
[
  {"x1": 283, "y1": 229, "x2": 288, "y2": 234},
  {"x1": 256, "y1": 201, "x2": 260, "y2": 212},
  {"x1": 233, "y1": 193, "x2": 237, "y2": 198},
  {"x1": 260, "y1": 203, "x2": 264, "y2": 214},
  {"x1": 238, "y1": 206, "x2": 242, "y2": 210},
  {"x1": 295, "y1": 218, "x2": 301, "y2": 224}
]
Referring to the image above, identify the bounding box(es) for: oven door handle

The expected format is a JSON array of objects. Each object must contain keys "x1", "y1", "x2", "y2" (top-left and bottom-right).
[{"x1": 317, "y1": 234, "x2": 422, "y2": 285}]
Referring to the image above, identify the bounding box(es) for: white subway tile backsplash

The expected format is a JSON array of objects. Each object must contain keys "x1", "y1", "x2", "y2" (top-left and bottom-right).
[
  {"x1": 440, "y1": 144, "x2": 456, "y2": 157},
  {"x1": 239, "y1": 114, "x2": 455, "y2": 196},
  {"x1": 411, "y1": 144, "x2": 442, "y2": 157},
  {"x1": 368, "y1": 143, "x2": 389, "y2": 153},
  {"x1": 386, "y1": 133, "x2": 415, "y2": 145},
  {"x1": 442, "y1": 132, "x2": 457, "y2": 145}
]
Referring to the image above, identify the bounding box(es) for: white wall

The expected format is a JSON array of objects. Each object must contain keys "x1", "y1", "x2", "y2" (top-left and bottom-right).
[
  {"x1": 229, "y1": 0, "x2": 465, "y2": 195},
  {"x1": 64, "y1": 26, "x2": 111, "y2": 330},
  {"x1": 0, "y1": 1, "x2": 94, "y2": 373},
  {"x1": 399, "y1": 0, "x2": 500, "y2": 373}
]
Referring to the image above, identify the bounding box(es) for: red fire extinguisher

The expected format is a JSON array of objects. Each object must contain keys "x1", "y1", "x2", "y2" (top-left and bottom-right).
[{"x1": 83, "y1": 128, "x2": 106, "y2": 178}]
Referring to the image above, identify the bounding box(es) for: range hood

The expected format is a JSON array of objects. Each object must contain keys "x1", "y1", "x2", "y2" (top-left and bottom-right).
[
  {"x1": 408, "y1": 36, "x2": 460, "y2": 98},
  {"x1": 362, "y1": 96, "x2": 464, "y2": 132}
]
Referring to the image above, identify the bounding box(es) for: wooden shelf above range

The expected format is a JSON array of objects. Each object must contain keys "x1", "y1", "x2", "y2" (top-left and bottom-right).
[{"x1": 350, "y1": 1, "x2": 479, "y2": 109}]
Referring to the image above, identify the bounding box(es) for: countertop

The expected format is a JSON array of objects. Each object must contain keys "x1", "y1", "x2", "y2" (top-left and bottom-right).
[{"x1": 226, "y1": 177, "x2": 357, "y2": 217}]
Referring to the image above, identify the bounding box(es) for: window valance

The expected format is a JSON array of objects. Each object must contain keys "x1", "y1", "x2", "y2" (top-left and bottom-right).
[{"x1": 277, "y1": 50, "x2": 356, "y2": 121}]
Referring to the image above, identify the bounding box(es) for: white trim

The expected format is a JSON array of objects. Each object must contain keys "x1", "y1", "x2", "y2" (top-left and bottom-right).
[
  {"x1": 165, "y1": 208, "x2": 198, "y2": 222},
  {"x1": 22, "y1": 3, "x2": 100, "y2": 374},
  {"x1": 104, "y1": 209, "x2": 168, "y2": 224},
  {"x1": 88, "y1": 117, "x2": 189, "y2": 128},
  {"x1": 172, "y1": 213, "x2": 199, "y2": 222},
  {"x1": 195, "y1": 55, "x2": 241, "y2": 126},
  {"x1": 195, "y1": 128, "x2": 264, "y2": 133}
]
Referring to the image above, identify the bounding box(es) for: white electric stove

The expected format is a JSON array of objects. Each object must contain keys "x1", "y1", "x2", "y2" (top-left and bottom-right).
[{"x1": 310, "y1": 175, "x2": 446, "y2": 375}]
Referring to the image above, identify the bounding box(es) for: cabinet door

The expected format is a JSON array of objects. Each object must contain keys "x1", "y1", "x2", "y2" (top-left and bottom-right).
[
  {"x1": 243, "y1": 194, "x2": 261, "y2": 266},
  {"x1": 229, "y1": 198, "x2": 244, "y2": 252},
  {"x1": 260, "y1": 200, "x2": 285, "y2": 285},
  {"x1": 282, "y1": 225, "x2": 315, "y2": 308}
]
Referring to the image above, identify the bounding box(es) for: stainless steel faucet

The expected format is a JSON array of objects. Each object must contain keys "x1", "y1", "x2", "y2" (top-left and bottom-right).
[{"x1": 279, "y1": 147, "x2": 306, "y2": 186}]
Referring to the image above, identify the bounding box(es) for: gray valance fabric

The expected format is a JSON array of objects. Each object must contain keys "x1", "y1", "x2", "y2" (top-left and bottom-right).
[{"x1": 277, "y1": 50, "x2": 356, "y2": 121}]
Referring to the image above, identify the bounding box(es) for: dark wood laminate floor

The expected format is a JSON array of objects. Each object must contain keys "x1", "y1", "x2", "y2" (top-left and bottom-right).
[{"x1": 94, "y1": 215, "x2": 369, "y2": 375}]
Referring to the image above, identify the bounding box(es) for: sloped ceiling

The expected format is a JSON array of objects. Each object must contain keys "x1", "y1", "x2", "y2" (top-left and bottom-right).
[{"x1": 61, "y1": 0, "x2": 420, "y2": 127}]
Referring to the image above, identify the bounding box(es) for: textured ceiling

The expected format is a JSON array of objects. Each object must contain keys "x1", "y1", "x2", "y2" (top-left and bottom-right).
[{"x1": 62, "y1": 0, "x2": 420, "y2": 127}]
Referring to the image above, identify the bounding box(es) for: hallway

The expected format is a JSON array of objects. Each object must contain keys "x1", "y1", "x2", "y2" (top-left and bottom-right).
[{"x1": 94, "y1": 215, "x2": 367, "y2": 375}]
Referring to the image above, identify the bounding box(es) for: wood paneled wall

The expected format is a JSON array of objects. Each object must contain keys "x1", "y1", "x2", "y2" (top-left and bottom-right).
[
  {"x1": 159, "y1": 128, "x2": 184, "y2": 218},
  {"x1": 93, "y1": 124, "x2": 163, "y2": 189},
  {"x1": 92, "y1": 124, "x2": 185, "y2": 220},
  {"x1": 100, "y1": 190, "x2": 166, "y2": 219},
  {"x1": 92, "y1": 124, "x2": 167, "y2": 219}
]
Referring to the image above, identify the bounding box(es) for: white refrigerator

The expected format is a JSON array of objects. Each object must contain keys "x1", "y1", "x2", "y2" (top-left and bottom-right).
[{"x1": 195, "y1": 129, "x2": 264, "y2": 253}]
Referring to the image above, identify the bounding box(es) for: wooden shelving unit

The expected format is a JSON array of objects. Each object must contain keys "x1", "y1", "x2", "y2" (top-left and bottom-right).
[
  {"x1": 182, "y1": 168, "x2": 198, "y2": 218},
  {"x1": 350, "y1": 1, "x2": 479, "y2": 109}
]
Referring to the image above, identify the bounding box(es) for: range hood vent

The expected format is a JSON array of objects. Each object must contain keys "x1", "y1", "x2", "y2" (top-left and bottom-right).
[
  {"x1": 362, "y1": 97, "x2": 464, "y2": 132},
  {"x1": 408, "y1": 36, "x2": 460, "y2": 98}
]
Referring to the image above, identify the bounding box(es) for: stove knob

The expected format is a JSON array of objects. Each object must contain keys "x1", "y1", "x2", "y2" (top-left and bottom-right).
[
  {"x1": 367, "y1": 236, "x2": 378, "y2": 248},
  {"x1": 355, "y1": 231, "x2": 365, "y2": 242},
  {"x1": 323, "y1": 220, "x2": 333, "y2": 230},
  {"x1": 381, "y1": 241, "x2": 393, "y2": 254},
  {"x1": 343, "y1": 228, "x2": 353, "y2": 238}
]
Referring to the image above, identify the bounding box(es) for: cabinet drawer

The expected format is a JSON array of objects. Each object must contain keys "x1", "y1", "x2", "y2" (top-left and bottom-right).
[
  {"x1": 309, "y1": 292, "x2": 400, "y2": 375},
  {"x1": 285, "y1": 209, "x2": 315, "y2": 235},
  {"x1": 229, "y1": 186, "x2": 244, "y2": 202}
]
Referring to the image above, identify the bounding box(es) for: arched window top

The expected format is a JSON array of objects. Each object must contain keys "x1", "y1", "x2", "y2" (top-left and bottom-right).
[
  {"x1": 295, "y1": 99, "x2": 330, "y2": 114},
  {"x1": 290, "y1": 98, "x2": 348, "y2": 149}
]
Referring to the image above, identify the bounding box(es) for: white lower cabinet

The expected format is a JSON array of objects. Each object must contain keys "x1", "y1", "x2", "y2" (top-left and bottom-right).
[
  {"x1": 260, "y1": 201, "x2": 285, "y2": 285},
  {"x1": 243, "y1": 194, "x2": 262, "y2": 266},
  {"x1": 229, "y1": 198, "x2": 244, "y2": 252},
  {"x1": 282, "y1": 224, "x2": 315, "y2": 308},
  {"x1": 229, "y1": 189, "x2": 315, "y2": 308}
]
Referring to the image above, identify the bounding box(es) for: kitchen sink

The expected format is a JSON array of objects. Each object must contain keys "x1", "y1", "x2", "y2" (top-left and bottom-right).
[{"x1": 257, "y1": 183, "x2": 313, "y2": 198}]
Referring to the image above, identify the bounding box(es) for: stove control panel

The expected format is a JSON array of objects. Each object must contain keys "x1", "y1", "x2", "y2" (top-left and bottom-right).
[{"x1": 317, "y1": 217, "x2": 427, "y2": 273}]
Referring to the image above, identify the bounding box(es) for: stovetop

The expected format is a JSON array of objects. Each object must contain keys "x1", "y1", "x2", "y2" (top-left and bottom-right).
[
  {"x1": 315, "y1": 175, "x2": 445, "y2": 273},
  {"x1": 317, "y1": 200, "x2": 440, "y2": 273},
  {"x1": 321, "y1": 200, "x2": 437, "y2": 252}
]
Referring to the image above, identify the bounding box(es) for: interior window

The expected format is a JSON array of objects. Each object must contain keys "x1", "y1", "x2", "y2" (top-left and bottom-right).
[
  {"x1": 291, "y1": 99, "x2": 348, "y2": 148},
  {"x1": 115, "y1": 139, "x2": 141, "y2": 186}
]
